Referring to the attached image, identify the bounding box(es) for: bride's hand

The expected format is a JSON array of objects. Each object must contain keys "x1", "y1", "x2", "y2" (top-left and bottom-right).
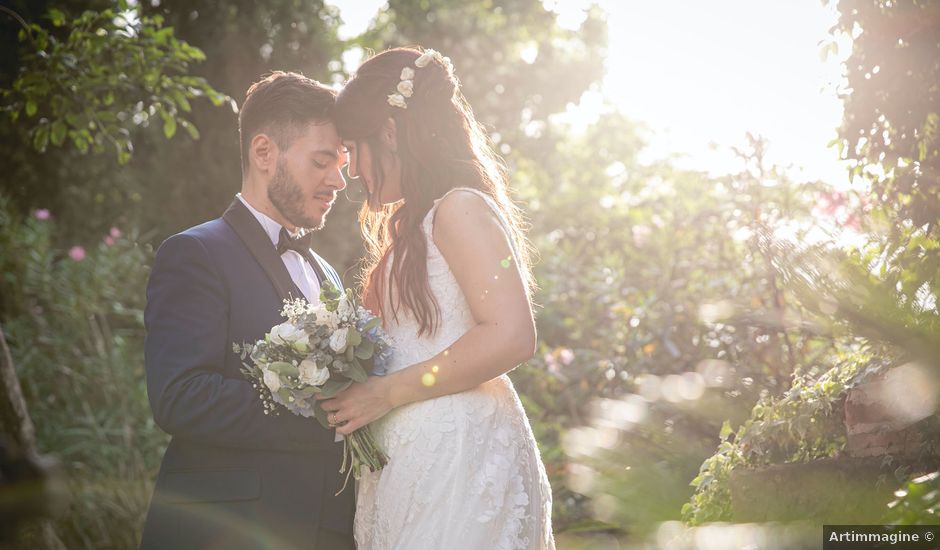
[{"x1": 316, "y1": 375, "x2": 394, "y2": 435}]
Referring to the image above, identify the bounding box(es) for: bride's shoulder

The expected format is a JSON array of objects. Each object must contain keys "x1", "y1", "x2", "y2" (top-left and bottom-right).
[
  {"x1": 431, "y1": 187, "x2": 500, "y2": 231},
  {"x1": 429, "y1": 187, "x2": 508, "y2": 253}
]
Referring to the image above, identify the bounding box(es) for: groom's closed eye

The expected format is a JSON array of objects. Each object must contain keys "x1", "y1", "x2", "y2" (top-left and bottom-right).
[{"x1": 312, "y1": 150, "x2": 340, "y2": 169}]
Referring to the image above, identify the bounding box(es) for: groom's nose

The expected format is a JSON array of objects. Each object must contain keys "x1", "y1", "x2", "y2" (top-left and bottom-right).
[{"x1": 326, "y1": 166, "x2": 346, "y2": 191}]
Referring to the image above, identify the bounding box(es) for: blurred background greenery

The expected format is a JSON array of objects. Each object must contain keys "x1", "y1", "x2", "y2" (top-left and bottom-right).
[{"x1": 0, "y1": 0, "x2": 937, "y2": 548}]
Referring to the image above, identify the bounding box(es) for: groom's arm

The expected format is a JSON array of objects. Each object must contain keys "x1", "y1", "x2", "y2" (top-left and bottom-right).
[{"x1": 145, "y1": 233, "x2": 324, "y2": 451}]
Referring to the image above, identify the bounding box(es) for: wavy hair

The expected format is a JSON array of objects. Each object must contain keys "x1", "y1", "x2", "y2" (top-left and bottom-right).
[{"x1": 333, "y1": 47, "x2": 534, "y2": 335}]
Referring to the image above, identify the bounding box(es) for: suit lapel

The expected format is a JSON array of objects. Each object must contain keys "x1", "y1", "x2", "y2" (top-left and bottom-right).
[
  {"x1": 222, "y1": 199, "x2": 301, "y2": 303},
  {"x1": 302, "y1": 247, "x2": 333, "y2": 288}
]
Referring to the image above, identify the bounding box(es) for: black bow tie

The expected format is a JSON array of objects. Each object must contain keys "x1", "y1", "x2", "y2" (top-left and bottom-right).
[
  {"x1": 275, "y1": 227, "x2": 328, "y2": 285},
  {"x1": 276, "y1": 227, "x2": 315, "y2": 256}
]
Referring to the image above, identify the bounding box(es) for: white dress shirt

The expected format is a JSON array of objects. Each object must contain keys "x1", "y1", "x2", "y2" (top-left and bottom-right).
[{"x1": 237, "y1": 194, "x2": 321, "y2": 304}]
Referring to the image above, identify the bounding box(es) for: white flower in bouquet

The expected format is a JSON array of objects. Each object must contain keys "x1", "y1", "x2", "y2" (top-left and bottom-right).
[
  {"x1": 262, "y1": 368, "x2": 282, "y2": 393},
  {"x1": 270, "y1": 322, "x2": 308, "y2": 351},
  {"x1": 314, "y1": 304, "x2": 340, "y2": 330},
  {"x1": 299, "y1": 358, "x2": 330, "y2": 386},
  {"x1": 337, "y1": 296, "x2": 354, "y2": 320},
  {"x1": 329, "y1": 327, "x2": 349, "y2": 353}
]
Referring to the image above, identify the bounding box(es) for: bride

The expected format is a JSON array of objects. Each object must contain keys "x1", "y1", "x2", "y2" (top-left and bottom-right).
[{"x1": 318, "y1": 47, "x2": 555, "y2": 549}]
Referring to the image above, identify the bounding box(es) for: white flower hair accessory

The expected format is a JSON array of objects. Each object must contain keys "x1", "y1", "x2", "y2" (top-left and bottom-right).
[{"x1": 386, "y1": 49, "x2": 451, "y2": 109}]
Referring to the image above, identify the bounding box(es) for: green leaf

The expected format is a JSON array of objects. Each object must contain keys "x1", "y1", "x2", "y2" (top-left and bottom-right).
[
  {"x1": 719, "y1": 420, "x2": 733, "y2": 441},
  {"x1": 354, "y1": 338, "x2": 374, "y2": 360},
  {"x1": 180, "y1": 119, "x2": 200, "y2": 140},
  {"x1": 346, "y1": 329, "x2": 362, "y2": 348},
  {"x1": 313, "y1": 401, "x2": 330, "y2": 428},
  {"x1": 162, "y1": 114, "x2": 177, "y2": 139},
  {"x1": 362, "y1": 317, "x2": 381, "y2": 332},
  {"x1": 267, "y1": 361, "x2": 299, "y2": 377},
  {"x1": 347, "y1": 359, "x2": 368, "y2": 383},
  {"x1": 50, "y1": 120, "x2": 67, "y2": 146},
  {"x1": 32, "y1": 125, "x2": 49, "y2": 152},
  {"x1": 48, "y1": 8, "x2": 66, "y2": 27},
  {"x1": 318, "y1": 378, "x2": 353, "y2": 398},
  {"x1": 25, "y1": 100, "x2": 37, "y2": 117},
  {"x1": 294, "y1": 386, "x2": 320, "y2": 399}
]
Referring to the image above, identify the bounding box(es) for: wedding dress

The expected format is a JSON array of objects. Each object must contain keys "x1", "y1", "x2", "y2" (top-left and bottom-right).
[{"x1": 354, "y1": 187, "x2": 555, "y2": 550}]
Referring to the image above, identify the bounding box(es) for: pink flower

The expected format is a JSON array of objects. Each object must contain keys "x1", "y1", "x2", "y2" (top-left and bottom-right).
[
  {"x1": 109, "y1": 227, "x2": 121, "y2": 239},
  {"x1": 558, "y1": 348, "x2": 575, "y2": 366},
  {"x1": 68, "y1": 246, "x2": 86, "y2": 261},
  {"x1": 103, "y1": 236, "x2": 115, "y2": 246},
  {"x1": 33, "y1": 209, "x2": 51, "y2": 220}
]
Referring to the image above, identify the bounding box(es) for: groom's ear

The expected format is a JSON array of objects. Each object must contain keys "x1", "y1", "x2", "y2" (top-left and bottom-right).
[
  {"x1": 250, "y1": 133, "x2": 277, "y2": 174},
  {"x1": 380, "y1": 118, "x2": 398, "y2": 153}
]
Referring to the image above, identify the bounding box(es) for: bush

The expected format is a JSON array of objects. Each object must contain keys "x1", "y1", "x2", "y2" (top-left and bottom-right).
[{"x1": 0, "y1": 196, "x2": 164, "y2": 549}]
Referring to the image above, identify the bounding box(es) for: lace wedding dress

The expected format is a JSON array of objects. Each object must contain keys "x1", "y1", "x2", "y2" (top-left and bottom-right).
[{"x1": 354, "y1": 188, "x2": 555, "y2": 550}]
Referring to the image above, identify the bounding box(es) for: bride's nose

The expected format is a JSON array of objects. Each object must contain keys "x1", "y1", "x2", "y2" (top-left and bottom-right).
[{"x1": 346, "y1": 152, "x2": 359, "y2": 179}]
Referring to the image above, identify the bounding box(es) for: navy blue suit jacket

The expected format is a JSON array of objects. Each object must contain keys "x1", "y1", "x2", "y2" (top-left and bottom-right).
[{"x1": 139, "y1": 199, "x2": 354, "y2": 549}]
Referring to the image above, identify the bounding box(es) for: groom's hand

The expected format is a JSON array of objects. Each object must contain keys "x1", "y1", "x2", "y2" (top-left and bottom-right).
[{"x1": 316, "y1": 375, "x2": 395, "y2": 435}]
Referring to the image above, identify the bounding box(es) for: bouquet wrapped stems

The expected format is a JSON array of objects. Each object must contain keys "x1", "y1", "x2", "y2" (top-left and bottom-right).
[{"x1": 338, "y1": 426, "x2": 388, "y2": 494}]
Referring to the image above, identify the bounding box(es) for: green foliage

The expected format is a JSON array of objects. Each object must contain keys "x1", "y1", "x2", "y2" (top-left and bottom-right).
[
  {"x1": 683, "y1": 350, "x2": 882, "y2": 524},
  {"x1": 134, "y1": 0, "x2": 349, "y2": 257},
  {"x1": 2, "y1": 6, "x2": 229, "y2": 164},
  {"x1": 356, "y1": 0, "x2": 606, "y2": 151},
  {"x1": 680, "y1": 1, "x2": 940, "y2": 527},
  {"x1": 826, "y1": 0, "x2": 940, "y2": 234},
  {"x1": 506, "y1": 120, "x2": 841, "y2": 534},
  {"x1": 683, "y1": 217, "x2": 939, "y2": 526},
  {"x1": 886, "y1": 471, "x2": 940, "y2": 524},
  {"x1": 0, "y1": 195, "x2": 164, "y2": 549}
]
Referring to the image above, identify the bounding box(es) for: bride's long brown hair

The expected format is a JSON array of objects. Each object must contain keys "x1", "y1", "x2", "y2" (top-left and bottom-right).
[{"x1": 333, "y1": 47, "x2": 533, "y2": 336}]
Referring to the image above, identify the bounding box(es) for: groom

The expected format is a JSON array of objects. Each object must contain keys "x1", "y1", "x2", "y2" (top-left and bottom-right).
[{"x1": 140, "y1": 71, "x2": 354, "y2": 549}]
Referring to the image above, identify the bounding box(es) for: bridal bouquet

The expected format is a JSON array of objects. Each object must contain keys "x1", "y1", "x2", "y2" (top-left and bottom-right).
[{"x1": 234, "y1": 281, "x2": 391, "y2": 492}]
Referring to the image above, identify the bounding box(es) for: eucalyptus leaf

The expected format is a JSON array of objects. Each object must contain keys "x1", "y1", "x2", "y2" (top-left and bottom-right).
[
  {"x1": 268, "y1": 361, "x2": 299, "y2": 377},
  {"x1": 347, "y1": 359, "x2": 368, "y2": 383}
]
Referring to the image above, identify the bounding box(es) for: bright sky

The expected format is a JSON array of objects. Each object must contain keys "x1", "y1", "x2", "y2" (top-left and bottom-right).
[{"x1": 328, "y1": 0, "x2": 851, "y2": 185}]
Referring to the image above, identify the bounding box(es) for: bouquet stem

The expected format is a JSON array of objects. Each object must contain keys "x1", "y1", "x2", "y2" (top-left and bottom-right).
[{"x1": 336, "y1": 426, "x2": 388, "y2": 495}]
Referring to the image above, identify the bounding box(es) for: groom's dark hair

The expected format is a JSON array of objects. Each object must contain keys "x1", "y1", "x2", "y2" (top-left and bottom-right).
[{"x1": 238, "y1": 71, "x2": 337, "y2": 176}]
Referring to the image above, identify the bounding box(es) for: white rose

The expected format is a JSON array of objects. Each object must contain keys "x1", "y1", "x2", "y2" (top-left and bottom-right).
[
  {"x1": 329, "y1": 327, "x2": 349, "y2": 353},
  {"x1": 299, "y1": 358, "x2": 330, "y2": 386},
  {"x1": 400, "y1": 67, "x2": 415, "y2": 80},
  {"x1": 397, "y1": 79, "x2": 414, "y2": 98},
  {"x1": 314, "y1": 305, "x2": 340, "y2": 330},
  {"x1": 262, "y1": 369, "x2": 282, "y2": 393},
  {"x1": 415, "y1": 50, "x2": 436, "y2": 68},
  {"x1": 387, "y1": 93, "x2": 408, "y2": 109},
  {"x1": 270, "y1": 322, "x2": 305, "y2": 344},
  {"x1": 337, "y1": 297, "x2": 353, "y2": 320}
]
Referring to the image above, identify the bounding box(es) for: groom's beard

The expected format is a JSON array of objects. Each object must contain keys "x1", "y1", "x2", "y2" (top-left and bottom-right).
[{"x1": 268, "y1": 160, "x2": 323, "y2": 230}]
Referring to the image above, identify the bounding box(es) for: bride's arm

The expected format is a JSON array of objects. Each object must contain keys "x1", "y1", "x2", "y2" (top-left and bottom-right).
[{"x1": 319, "y1": 190, "x2": 536, "y2": 435}]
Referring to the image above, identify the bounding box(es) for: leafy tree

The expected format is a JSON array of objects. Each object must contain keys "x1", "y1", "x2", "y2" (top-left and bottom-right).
[
  {"x1": 826, "y1": 0, "x2": 940, "y2": 230},
  {"x1": 134, "y1": 0, "x2": 349, "y2": 257},
  {"x1": 2, "y1": 5, "x2": 229, "y2": 164},
  {"x1": 355, "y1": 0, "x2": 607, "y2": 153}
]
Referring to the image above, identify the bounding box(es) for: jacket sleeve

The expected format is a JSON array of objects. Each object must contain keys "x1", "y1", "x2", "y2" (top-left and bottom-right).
[{"x1": 144, "y1": 233, "x2": 329, "y2": 451}]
